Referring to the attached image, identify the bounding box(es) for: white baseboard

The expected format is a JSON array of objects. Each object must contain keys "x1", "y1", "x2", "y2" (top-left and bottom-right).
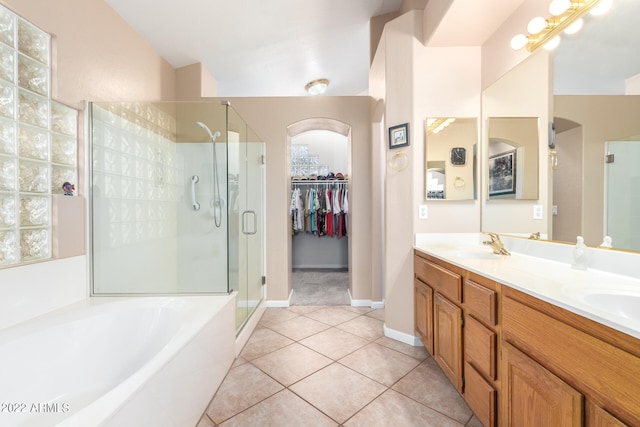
[
  {"x1": 348, "y1": 289, "x2": 385, "y2": 309},
  {"x1": 371, "y1": 300, "x2": 385, "y2": 309},
  {"x1": 292, "y1": 264, "x2": 348, "y2": 269},
  {"x1": 383, "y1": 324, "x2": 423, "y2": 347},
  {"x1": 266, "y1": 290, "x2": 292, "y2": 308}
]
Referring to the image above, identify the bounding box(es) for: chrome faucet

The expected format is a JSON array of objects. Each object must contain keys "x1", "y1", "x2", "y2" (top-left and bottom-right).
[
  {"x1": 529, "y1": 231, "x2": 541, "y2": 240},
  {"x1": 483, "y1": 233, "x2": 511, "y2": 255}
]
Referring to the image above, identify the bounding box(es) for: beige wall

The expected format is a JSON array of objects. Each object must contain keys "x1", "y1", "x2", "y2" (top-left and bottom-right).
[
  {"x1": 414, "y1": 46, "x2": 481, "y2": 233},
  {"x1": 222, "y1": 97, "x2": 373, "y2": 303},
  {"x1": 2, "y1": 0, "x2": 176, "y2": 106},
  {"x1": 553, "y1": 125, "x2": 583, "y2": 242},
  {"x1": 554, "y1": 95, "x2": 640, "y2": 246},
  {"x1": 482, "y1": 51, "x2": 552, "y2": 236}
]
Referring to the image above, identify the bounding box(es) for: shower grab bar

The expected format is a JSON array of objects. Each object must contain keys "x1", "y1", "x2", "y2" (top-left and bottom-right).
[
  {"x1": 191, "y1": 175, "x2": 200, "y2": 211},
  {"x1": 242, "y1": 210, "x2": 257, "y2": 235}
]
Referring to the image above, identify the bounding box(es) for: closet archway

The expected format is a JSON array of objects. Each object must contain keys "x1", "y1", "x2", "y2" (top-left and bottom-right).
[{"x1": 287, "y1": 118, "x2": 352, "y2": 305}]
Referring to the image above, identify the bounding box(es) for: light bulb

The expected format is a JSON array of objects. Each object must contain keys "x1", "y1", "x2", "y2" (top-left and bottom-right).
[
  {"x1": 549, "y1": 0, "x2": 571, "y2": 16},
  {"x1": 590, "y1": 0, "x2": 612, "y2": 16},
  {"x1": 564, "y1": 18, "x2": 583, "y2": 35},
  {"x1": 511, "y1": 34, "x2": 529, "y2": 50},
  {"x1": 544, "y1": 35, "x2": 561, "y2": 50},
  {"x1": 527, "y1": 16, "x2": 548, "y2": 35}
]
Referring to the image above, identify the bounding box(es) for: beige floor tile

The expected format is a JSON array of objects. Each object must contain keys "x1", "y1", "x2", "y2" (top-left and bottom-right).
[
  {"x1": 220, "y1": 389, "x2": 338, "y2": 427},
  {"x1": 196, "y1": 414, "x2": 215, "y2": 427},
  {"x1": 344, "y1": 389, "x2": 465, "y2": 427},
  {"x1": 336, "y1": 315, "x2": 384, "y2": 340},
  {"x1": 375, "y1": 336, "x2": 430, "y2": 361},
  {"x1": 341, "y1": 306, "x2": 374, "y2": 314},
  {"x1": 266, "y1": 315, "x2": 331, "y2": 341},
  {"x1": 287, "y1": 305, "x2": 324, "y2": 315},
  {"x1": 466, "y1": 415, "x2": 484, "y2": 427},
  {"x1": 205, "y1": 363, "x2": 283, "y2": 424},
  {"x1": 230, "y1": 356, "x2": 248, "y2": 369},
  {"x1": 300, "y1": 327, "x2": 370, "y2": 360},
  {"x1": 258, "y1": 308, "x2": 299, "y2": 326},
  {"x1": 239, "y1": 327, "x2": 293, "y2": 361},
  {"x1": 251, "y1": 343, "x2": 332, "y2": 386},
  {"x1": 339, "y1": 343, "x2": 421, "y2": 386},
  {"x1": 392, "y1": 358, "x2": 473, "y2": 424},
  {"x1": 290, "y1": 363, "x2": 386, "y2": 424},
  {"x1": 365, "y1": 308, "x2": 385, "y2": 321},
  {"x1": 304, "y1": 306, "x2": 360, "y2": 326}
]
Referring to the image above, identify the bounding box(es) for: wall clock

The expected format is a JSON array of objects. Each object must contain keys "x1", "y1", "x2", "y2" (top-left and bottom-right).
[{"x1": 450, "y1": 147, "x2": 466, "y2": 166}]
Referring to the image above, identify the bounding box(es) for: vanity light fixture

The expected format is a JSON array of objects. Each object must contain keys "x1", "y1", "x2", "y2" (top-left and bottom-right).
[
  {"x1": 305, "y1": 79, "x2": 329, "y2": 95},
  {"x1": 511, "y1": 0, "x2": 611, "y2": 52},
  {"x1": 426, "y1": 117, "x2": 456, "y2": 134}
]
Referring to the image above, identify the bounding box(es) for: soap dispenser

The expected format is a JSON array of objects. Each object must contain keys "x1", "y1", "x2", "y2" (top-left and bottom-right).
[{"x1": 572, "y1": 236, "x2": 588, "y2": 270}]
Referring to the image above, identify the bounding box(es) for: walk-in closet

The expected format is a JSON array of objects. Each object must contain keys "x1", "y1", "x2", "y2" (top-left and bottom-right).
[{"x1": 289, "y1": 130, "x2": 349, "y2": 305}]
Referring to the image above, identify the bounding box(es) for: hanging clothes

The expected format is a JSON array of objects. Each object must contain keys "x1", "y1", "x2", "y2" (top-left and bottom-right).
[
  {"x1": 290, "y1": 187, "x2": 304, "y2": 233},
  {"x1": 326, "y1": 187, "x2": 332, "y2": 235},
  {"x1": 290, "y1": 181, "x2": 349, "y2": 238}
]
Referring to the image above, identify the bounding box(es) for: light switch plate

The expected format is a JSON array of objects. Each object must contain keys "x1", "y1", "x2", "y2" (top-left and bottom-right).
[
  {"x1": 533, "y1": 204, "x2": 543, "y2": 220},
  {"x1": 419, "y1": 204, "x2": 428, "y2": 220}
]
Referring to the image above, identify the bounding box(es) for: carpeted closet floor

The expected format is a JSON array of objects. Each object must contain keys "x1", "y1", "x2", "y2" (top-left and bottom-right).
[{"x1": 291, "y1": 269, "x2": 349, "y2": 306}]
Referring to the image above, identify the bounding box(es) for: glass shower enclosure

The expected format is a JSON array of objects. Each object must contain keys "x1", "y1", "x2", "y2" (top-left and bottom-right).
[{"x1": 88, "y1": 100, "x2": 265, "y2": 332}]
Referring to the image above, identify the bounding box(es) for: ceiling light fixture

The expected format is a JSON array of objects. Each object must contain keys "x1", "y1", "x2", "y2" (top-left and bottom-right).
[
  {"x1": 305, "y1": 79, "x2": 329, "y2": 95},
  {"x1": 511, "y1": 0, "x2": 610, "y2": 52}
]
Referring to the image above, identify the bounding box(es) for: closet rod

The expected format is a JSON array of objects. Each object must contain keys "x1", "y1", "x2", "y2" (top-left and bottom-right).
[{"x1": 291, "y1": 179, "x2": 349, "y2": 184}]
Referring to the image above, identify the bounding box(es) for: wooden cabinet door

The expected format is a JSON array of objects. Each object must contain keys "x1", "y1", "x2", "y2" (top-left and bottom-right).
[
  {"x1": 503, "y1": 342, "x2": 583, "y2": 427},
  {"x1": 414, "y1": 279, "x2": 433, "y2": 354},
  {"x1": 434, "y1": 293, "x2": 462, "y2": 391},
  {"x1": 586, "y1": 401, "x2": 628, "y2": 427}
]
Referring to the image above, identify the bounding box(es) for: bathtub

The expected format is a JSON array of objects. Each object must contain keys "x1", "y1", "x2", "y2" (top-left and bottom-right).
[{"x1": 0, "y1": 295, "x2": 236, "y2": 427}]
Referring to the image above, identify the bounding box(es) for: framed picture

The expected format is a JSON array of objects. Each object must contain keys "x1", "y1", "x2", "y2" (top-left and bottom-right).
[
  {"x1": 389, "y1": 123, "x2": 410, "y2": 149},
  {"x1": 489, "y1": 149, "x2": 516, "y2": 196}
]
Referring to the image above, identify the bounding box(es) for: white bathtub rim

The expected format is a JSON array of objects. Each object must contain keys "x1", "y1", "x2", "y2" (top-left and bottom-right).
[
  {"x1": 59, "y1": 294, "x2": 235, "y2": 427},
  {"x1": 0, "y1": 294, "x2": 235, "y2": 427}
]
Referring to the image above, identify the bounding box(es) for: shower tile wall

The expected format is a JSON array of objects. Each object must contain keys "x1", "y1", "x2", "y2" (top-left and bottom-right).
[
  {"x1": 91, "y1": 104, "x2": 180, "y2": 293},
  {"x1": 0, "y1": 4, "x2": 78, "y2": 267}
]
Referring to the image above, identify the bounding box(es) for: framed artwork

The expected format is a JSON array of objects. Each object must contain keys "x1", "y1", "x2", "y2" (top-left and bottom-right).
[
  {"x1": 489, "y1": 149, "x2": 516, "y2": 196},
  {"x1": 389, "y1": 123, "x2": 410, "y2": 149}
]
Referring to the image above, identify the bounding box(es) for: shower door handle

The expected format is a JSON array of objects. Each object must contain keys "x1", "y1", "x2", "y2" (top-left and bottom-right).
[
  {"x1": 242, "y1": 210, "x2": 257, "y2": 235},
  {"x1": 191, "y1": 175, "x2": 200, "y2": 211}
]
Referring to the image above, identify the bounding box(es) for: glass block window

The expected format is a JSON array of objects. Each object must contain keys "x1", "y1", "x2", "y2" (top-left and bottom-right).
[{"x1": 0, "y1": 4, "x2": 78, "y2": 266}]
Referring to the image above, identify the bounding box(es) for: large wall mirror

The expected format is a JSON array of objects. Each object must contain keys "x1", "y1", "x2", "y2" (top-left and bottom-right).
[
  {"x1": 553, "y1": 0, "x2": 640, "y2": 253},
  {"x1": 482, "y1": 0, "x2": 640, "y2": 253},
  {"x1": 487, "y1": 117, "x2": 539, "y2": 200},
  {"x1": 425, "y1": 117, "x2": 477, "y2": 200}
]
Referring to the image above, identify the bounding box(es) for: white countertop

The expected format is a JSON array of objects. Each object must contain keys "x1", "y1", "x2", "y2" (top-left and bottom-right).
[{"x1": 414, "y1": 234, "x2": 640, "y2": 340}]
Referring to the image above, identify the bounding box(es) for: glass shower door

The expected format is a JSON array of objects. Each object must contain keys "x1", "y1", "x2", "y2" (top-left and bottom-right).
[
  {"x1": 227, "y1": 108, "x2": 265, "y2": 332},
  {"x1": 605, "y1": 140, "x2": 640, "y2": 252}
]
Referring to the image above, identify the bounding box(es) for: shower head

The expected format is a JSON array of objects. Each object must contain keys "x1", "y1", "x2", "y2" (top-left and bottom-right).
[{"x1": 196, "y1": 121, "x2": 221, "y2": 142}]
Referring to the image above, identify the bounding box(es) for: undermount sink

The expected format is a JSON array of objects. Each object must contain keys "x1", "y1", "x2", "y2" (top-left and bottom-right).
[
  {"x1": 562, "y1": 283, "x2": 640, "y2": 323},
  {"x1": 581, "y1": 292, "x2": 640, "y2": 322}
]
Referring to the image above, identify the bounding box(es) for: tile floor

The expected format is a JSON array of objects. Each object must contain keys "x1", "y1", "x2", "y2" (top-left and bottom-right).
[{"x1": 198, "y1": 306, "x2": 482, "y2": 427}]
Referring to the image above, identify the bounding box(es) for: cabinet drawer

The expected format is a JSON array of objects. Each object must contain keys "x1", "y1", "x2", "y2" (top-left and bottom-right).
[
  {"x1": 464, "y1": 279, "x2": 496, "y2": 326},
  {"x1": 415, "y1": 256, "x2": 462, "y2": 303},
  {"x1": 465, "y1": 315, "x2": 497, "y2": 380},
  {"x1": 464, "y1": 361, "x2": 496, "y2": 427}
]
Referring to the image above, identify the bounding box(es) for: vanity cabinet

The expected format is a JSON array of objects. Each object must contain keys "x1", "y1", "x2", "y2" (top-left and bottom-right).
[
  {"x1": 502, "y1": 286, "x2": 640, "y2": 426},
  {"x1": 414, "y1": 252, "x2": 464, "y2": 391},
  {"x1": 414, "y1": 249, "x2": 640, "y2": 427}
]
